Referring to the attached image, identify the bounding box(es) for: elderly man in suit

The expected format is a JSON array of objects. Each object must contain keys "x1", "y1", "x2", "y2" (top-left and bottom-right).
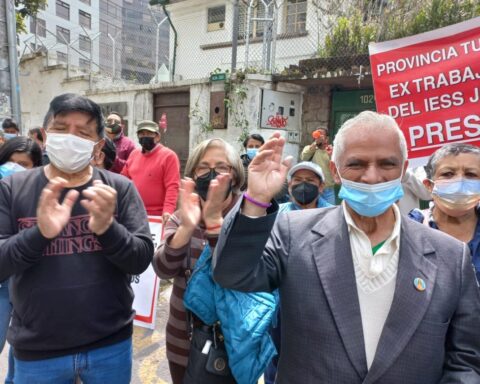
[{"x1": 210, "y1": 111, "x2": 480, "y2": 383}]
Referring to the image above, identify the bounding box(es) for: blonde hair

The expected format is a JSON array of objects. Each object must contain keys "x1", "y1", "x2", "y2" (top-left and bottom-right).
[{"x1": 185, "y1": 138, "x2": 245, "y2": 193}]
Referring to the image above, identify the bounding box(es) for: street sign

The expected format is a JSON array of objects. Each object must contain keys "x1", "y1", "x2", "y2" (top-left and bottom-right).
[{"x1": 210, "y1": 73, "x2": 226, "y2": 82}]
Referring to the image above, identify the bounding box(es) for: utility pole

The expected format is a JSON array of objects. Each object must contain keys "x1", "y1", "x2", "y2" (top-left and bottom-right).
[
  {"x1": 3, "y1": 0, "x2": 21, "y2": 129},
  {"x1": 0, "y1": 0, "x2": 12, "y2": 123},
  {"x1": 231, "y1": 0, "x2": 239, "y2": 73}
]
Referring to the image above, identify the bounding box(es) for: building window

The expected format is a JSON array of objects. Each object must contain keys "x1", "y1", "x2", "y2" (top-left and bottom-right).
[
  {"x1": 79, "y1": 34, "x2": 91, "y2": 52},
  {"x1": 80, "y1": 0, "x2": 91, "y2": 5},
  {"x1": 56, "y1": 0, "x2": 70, "y2": 20},
  {"x1": 57, "y1": 51, "x2": 67, "y2": 63},
  {"x1": 30, "y1": 17, "x2": 46, "y2": 37},
  {"x1": 207, "y1": 6, "x2": 225, "y2": 32},
  {"x1": 79, "y1": 10, "x2": 92, "y2": 29},
  {"x1": 100, "y1": 0, "x2": 121, "y2": 18},
  {"x1": 79, "y1": 58, "x2": 90, "y2": 70},
  {"x1": 285, "y1": 0, "x2": 307, "y2": 33},
  {"x1": 239, "y1": 2, "x2": 265, "y2": 39},
  {"x1": 56, "y1": 26, "x2": 70, "y2": 44}
]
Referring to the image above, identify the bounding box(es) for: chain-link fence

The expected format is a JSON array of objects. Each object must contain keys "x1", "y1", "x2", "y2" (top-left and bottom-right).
[
  {"x1": 18, "y1": 0, "x2": 480, "y2": 84},
  {"x1": 19, "y1": 0, "x2": 170, "y2": 87},
  {"x1": 155, "y1": 0, "x2": 480, "y2": 80}
]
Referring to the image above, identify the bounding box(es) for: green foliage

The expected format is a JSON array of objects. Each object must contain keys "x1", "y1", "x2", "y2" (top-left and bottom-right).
[
  {"x1": 320, "y1": 11, "x2": 377, "y2": 57},
  {"x1": 15, "y1": 0, "x2": 47, "y2": 33},
  {"x1": 319, "y1": 0, "x2": 480, "y2": 57},
  {"x1": 190, "y1": 100, "x2": 213, "y2": 141}
]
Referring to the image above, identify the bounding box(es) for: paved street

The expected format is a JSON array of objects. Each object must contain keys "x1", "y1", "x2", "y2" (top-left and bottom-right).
[
  {"x1": 0, "y1": 282, "x2": 266, "y2": 383},
  {"x1": 0, "y1": 283, "x2": 173, "y2": 383}
]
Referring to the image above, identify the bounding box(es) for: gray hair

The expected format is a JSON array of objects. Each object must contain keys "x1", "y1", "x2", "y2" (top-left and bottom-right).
[
  {"x1": 425, "y1": 143, "x2": 480, "y2": 179},
  {"x1": 332, "y1": 111, "x2": 408, "y2": 165},
  {"x1": 185, "y1": 138, "x2": 245, "y2": 193}
]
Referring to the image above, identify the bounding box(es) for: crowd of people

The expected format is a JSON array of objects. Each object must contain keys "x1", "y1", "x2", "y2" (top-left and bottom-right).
[{"x1": 0, "y1": 93, "x2": 479, "y2": 384}]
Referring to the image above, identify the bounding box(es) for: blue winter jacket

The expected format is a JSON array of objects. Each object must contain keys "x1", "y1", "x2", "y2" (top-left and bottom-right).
[{"x1": 184, "y1": 245, "x2": 278, "y2": 384}]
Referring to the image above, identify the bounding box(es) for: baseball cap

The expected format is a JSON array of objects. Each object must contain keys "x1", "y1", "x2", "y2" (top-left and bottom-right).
[
  {"x1": 136, "y1": 120, "x2": 159, "y2": 134},
  {"x1": 287, "y1": 161, "x2": 325, "y2": 182}
]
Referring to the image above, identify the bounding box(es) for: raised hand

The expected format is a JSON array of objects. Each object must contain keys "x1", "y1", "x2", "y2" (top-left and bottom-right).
[
  {"x1": 37, "y1": 177, "x2": 80, "y2": 239},
  {"x1": 81, "y1": 180, "x2": 116, "y2": 235},
  {"x1": 178, "y1": 178, "x2": 202, "y2": 231},
  {"x1": 246, "y1": 132, "x2": 292, "y2": 204},
  {"x1": 202, "y1": 173, "x2": 231, "y2": 228}
]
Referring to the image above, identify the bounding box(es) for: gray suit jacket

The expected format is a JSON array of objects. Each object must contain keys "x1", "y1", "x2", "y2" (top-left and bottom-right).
[{"x1": 213, "y1": 201, "x2": 480, "y2": 384}]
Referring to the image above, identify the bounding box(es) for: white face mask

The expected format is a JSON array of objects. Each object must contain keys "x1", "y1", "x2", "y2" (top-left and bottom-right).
[{"x1": 46, "y1": 133, "x2": 96, "y2": 174}]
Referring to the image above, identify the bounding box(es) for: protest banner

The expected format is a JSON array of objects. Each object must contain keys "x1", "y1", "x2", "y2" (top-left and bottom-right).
[
  {"x1": 369, "y1": 17, "x2": 480, "y2": 167},
  {"x1": 132, "y1": 216, "x2": 162, "y2": 329}
]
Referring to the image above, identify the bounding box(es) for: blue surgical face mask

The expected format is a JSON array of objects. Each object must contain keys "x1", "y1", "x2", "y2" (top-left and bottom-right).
[
  {"x1": 246, "y1": 148, "x2": 258, "y2": 160},
  {"x1": 0, "y1": 161, "x2": 26, "y2": 178},
  {"x1": 339, "y1": 173, "x2": 404, "y2": 217},
  {"x1": 4, "y1": 133, "x2": 17, "y2": 140},
  {"x1": 432, "y1": 178, "x2": 480, "y2": 210}
]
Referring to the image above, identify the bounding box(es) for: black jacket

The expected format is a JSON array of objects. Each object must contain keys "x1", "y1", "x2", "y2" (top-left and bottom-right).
[{"x1": 0, "y1": 167, "x2": 153, "y2": 360}]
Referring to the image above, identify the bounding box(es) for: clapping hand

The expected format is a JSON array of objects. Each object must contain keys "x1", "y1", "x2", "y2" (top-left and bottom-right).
[
  {"x1": 178, "y1": 178, "x2": 202, "y2": 232},
  {"x1": 37, "y1": 177, "x2": 80, "y2": 239},
  {"x1": 202, "y1": 173, "x2": 231, "y2": 230},
  {"x1": 81, "y1": 180, "x2": 116, "y2": 235}
]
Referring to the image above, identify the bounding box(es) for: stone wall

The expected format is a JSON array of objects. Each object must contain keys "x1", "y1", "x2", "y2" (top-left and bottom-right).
[{"x1": 301, "y1": 84, "x2": 332, "y2": 149}]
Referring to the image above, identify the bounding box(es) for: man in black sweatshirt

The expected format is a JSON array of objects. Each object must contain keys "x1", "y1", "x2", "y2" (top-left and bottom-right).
[{"x1": 0, "y1": 93, "x2": 154, "y2": 383}]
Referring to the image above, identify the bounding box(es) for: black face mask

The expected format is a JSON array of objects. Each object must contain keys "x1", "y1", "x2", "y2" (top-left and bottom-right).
[
  {"x1": 195, "y1": 169, "x2": 232, "y2": 201},
  {"x1": 139, "y1": 137, "x2": 156, "y2": 152},
  {"x1": 106, "y1": 122, "x2": 122, "y2": 135},
  {"x1": 291, "y1": 182, "x2": 319, "y2": 205}
]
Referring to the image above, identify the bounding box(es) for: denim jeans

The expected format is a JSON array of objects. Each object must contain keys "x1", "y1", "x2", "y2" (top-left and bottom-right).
[
  {"x1": 0, "y1": 280, "x2": 12, "y2": 353},
  {"x1": 5, "y1": 348, "x2": 14, "y2": 384},
  {"x1": 321, "y1": 187, "x2": 336, "y2": 205},
  {"x1": 13, "y1": 337, "x2": 132, "y2": 384}
]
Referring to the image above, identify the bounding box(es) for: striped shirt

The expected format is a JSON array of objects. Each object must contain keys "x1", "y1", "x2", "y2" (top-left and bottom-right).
[{"x1": 152, "y1": 195, "x2": 238, "y2": 367}]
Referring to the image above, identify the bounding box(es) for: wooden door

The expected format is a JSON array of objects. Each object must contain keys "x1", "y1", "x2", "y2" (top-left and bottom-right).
[{"x1": 153, "y1": 92, "x2": 190, "y2": 173}]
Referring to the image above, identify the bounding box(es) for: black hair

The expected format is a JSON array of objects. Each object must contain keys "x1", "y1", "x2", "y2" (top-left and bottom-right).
[
  {"x1": 102, "y1": 137, "x2": 117, "y2": 170},
  {"x1": 44, "y1": 93, "x2": 105, "y2": 137},
  {"x1": 0, "y1": 136, "x2": 43, "y2": 167},
  {"x1": 42, "y1": 110, "x2": 54, "y2": 130},
  {"x1": 2, "y1": 118, "x2": 19, "y2": 132},
  {"x1": 28, "y1": 127, "x2": 44, "y2": 143},
  {"x1": 108, "y1": 111, "x2": 123, "y2": 122},
  {"x1": 243, "y1": 133, "x2": 265, "y2": 149}
]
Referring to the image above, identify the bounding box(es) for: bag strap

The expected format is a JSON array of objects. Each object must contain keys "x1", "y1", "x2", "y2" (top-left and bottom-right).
[{"x1": 185, "y1": 243, "x2": 194, "y2": 340}]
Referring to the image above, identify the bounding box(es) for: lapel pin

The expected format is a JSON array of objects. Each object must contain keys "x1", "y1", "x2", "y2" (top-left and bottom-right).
[{"x1": 414, "y1": 278, "x2": 426, "y2": 292}]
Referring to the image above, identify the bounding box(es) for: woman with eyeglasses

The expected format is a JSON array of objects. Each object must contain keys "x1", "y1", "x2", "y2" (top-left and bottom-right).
[
  {"x1": 152, "y1": 138, "x2": 245, "y2": 384},
  {"x1": 409, "y1": 143, "x2": 480, "y2": 282}
]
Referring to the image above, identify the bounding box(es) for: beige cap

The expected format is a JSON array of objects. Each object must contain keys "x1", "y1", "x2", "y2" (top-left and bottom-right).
[{"x1": 136, "y1": 120, "x2": 159, "y2": 134}]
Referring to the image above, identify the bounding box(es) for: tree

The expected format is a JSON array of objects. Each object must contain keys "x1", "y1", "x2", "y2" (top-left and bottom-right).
[
  {"x1": 318, "y1": 0, "x2": 480, "y2": 57},
  {"x1": 15, "y1": 0, "x2": 47, "y2": 33}
]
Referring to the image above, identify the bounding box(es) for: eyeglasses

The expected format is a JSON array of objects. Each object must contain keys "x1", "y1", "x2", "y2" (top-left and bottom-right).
[{"x1": 195, "y1": 165, "x2": 232, "y2": 178}]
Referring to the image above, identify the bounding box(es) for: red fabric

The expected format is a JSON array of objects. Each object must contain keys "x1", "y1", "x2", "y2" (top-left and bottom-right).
[
  {"x1": 110, "y1": 132, "x2": 136, "y2": 173},
  {"x1": 121, "y1": 144, "x2": 180, "y2": 216}
]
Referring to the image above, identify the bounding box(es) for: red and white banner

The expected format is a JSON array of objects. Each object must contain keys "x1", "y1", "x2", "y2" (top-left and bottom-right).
[
  {"x1": 133, "y1": 216, "x2": 163, "y2": 329},
  {"x1": 370, "y1": 17, "x2": 480, "y2": 167}
]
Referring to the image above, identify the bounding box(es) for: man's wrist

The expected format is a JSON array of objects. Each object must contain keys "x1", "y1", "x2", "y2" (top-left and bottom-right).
[{"x1": 241, "y1": 198, "x2": 268, "y2": 217}]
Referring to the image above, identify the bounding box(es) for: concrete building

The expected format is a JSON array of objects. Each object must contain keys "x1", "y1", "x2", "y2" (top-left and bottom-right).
[
  {"x1": 18, "y1": 0, "x2": 374, "y2": 168},
  {"x1": 121, "y1": 0, "x2": 170, "y2": 84},
  {"x1": 164, "y1": 0, "x2": 319, "y2": 80},
  {"x1": 19, "y1": 0, "x2": 169, "y2": 84},
  {"x1": 19, "y1": 0, "x2": 101, "y2": 70}
]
